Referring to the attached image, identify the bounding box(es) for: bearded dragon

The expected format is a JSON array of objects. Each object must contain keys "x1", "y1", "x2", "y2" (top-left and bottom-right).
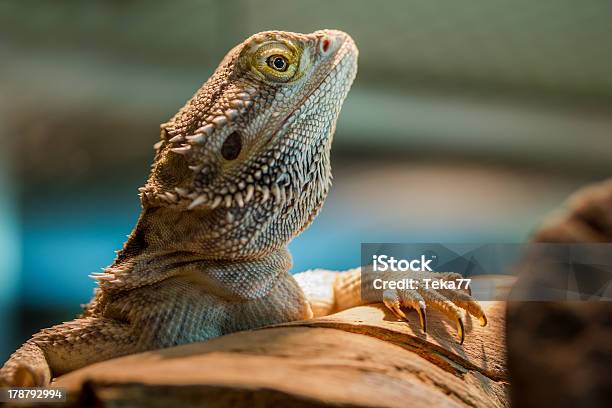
[{"x1": 1, "y1": 29, "x2": 486, "y2": 387}]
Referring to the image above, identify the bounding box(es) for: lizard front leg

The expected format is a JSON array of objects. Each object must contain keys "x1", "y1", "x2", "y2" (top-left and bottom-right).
[
  {"x1": 0, "y1": 317, "x2": 139, "y2": 386},
  {"x1": 294, "y1": 268, "x2": 487, "y2": 343}
]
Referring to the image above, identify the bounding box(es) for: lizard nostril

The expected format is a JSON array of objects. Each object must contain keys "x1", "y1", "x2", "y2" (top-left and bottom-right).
[
  {"x1": 321, "y1": 38, "x2": 330, "y2": 53},
  {"x1": 319, "y1": 35, "x2": 335, "y2": 55}
]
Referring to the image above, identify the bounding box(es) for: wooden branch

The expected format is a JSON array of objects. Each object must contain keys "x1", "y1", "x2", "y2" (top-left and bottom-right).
[{"x1": 53, "y1": 301, "x2": 509, "y2": 407}]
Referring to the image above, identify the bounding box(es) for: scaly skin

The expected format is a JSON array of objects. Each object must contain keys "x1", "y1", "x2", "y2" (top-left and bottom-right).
[{"x1": 1, "y1": 29, "x2": 485, "y2": 387}]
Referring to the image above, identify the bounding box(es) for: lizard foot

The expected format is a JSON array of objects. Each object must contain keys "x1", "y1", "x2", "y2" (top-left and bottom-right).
[{"x1": 381, "y1": 272, "x2": 487, "y2": 344}]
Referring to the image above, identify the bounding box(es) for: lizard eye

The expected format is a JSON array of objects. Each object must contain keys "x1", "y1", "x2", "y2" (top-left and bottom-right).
[
  {"x1": 267, "y1": 55, "x2": 288, "y2": 72},
  {"x1": 249, "y1": 42, "x2": 299, "y2": 82},
  {"x1": 221, "y1": 131, "x2": 242, "y2": 160}
]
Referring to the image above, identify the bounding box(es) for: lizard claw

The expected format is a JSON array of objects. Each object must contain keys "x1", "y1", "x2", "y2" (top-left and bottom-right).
[
  {"x1": 381, "y1": 272, "x2": 486, "y2": 344},
  {"x1": 416, "y1": 301, "x2": 427, "y2": 333},
  {"x1": 408, "y1": 300, "x2": 427, "y2": 333},
  {"x1": 384, "y1": 289, "x2": 429, "y2": 333},
  {"x1": 456, "y1": 315, "x2": 465, "y2": 345},
  {"x1": 383, "y1": 292, "x2": 407, "y2": 321}
]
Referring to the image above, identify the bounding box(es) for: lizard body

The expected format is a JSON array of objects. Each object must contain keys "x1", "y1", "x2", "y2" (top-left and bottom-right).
[{"x1": 1, "y1": 29, "x2": 485, "y2": 387}]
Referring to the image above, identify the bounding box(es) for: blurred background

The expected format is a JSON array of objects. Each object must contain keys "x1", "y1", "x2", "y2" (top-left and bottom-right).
[{"x1": 1, "y1": 0, "x2": 611, "y2": 361}]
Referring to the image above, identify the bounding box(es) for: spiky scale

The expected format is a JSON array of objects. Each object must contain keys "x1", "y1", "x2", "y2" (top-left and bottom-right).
[
  {"x1": 225, "y1": 109, "x2": 239, "y2": 120},
  {"x1": 196, "y1": 124, "x2": 215, "y2": 135},
  {"x1": 245, "y1": 185, "x2": 255, "y2": 202},
  {"x1": 260, "y1": 186, "x2": 270, "y2": 203},
  {"x1": 230, "y1": 100, "x2": 244, "y2": 109},
  {"x1": 170, "y1": 146, "x2": 191, "y2": 155},
  {"x1": 188, "y1": 195, "x2": 208, "y2": 209},
  {"x1": 175, "y1": 187, "x2": 188, "y2": 196},
  {"x1": 164, "y1": 192, "x2": 178, "y2": 202},
  {"x1": 212, "y1": 116, "x2": 227, "y2": 127},
  {"x1": 235, "y1": 192, "x2": 244, "y2": 207},
  {"x1": 186, "y1": 134, "x2": 206, "y2": 144}
]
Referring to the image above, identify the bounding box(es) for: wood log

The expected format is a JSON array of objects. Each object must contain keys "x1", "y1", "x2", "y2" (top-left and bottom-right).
[{"x1": 51, "y1": 300, "x2": 509, "y2": 407}]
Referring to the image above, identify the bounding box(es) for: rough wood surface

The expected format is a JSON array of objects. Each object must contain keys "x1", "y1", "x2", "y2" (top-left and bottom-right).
[
  {"x1": 280, "y1": 302, "x2": 507, "y2": 382},
  {"x1": 48, "y1": 299, "x2": 508, "y2": 407}
]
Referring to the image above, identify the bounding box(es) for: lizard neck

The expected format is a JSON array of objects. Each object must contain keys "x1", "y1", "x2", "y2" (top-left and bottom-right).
[
  {"x1": 113, "y1": 205, "x2": 291, "y2": 268},
  {"x1": 100, "y1": 206, "x2": 294, "y2": 300}
]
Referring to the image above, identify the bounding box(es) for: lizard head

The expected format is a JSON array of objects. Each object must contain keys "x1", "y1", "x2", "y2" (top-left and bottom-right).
[{"x1": 140, "y1": 29, "x2": 358, "y2": 258}]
